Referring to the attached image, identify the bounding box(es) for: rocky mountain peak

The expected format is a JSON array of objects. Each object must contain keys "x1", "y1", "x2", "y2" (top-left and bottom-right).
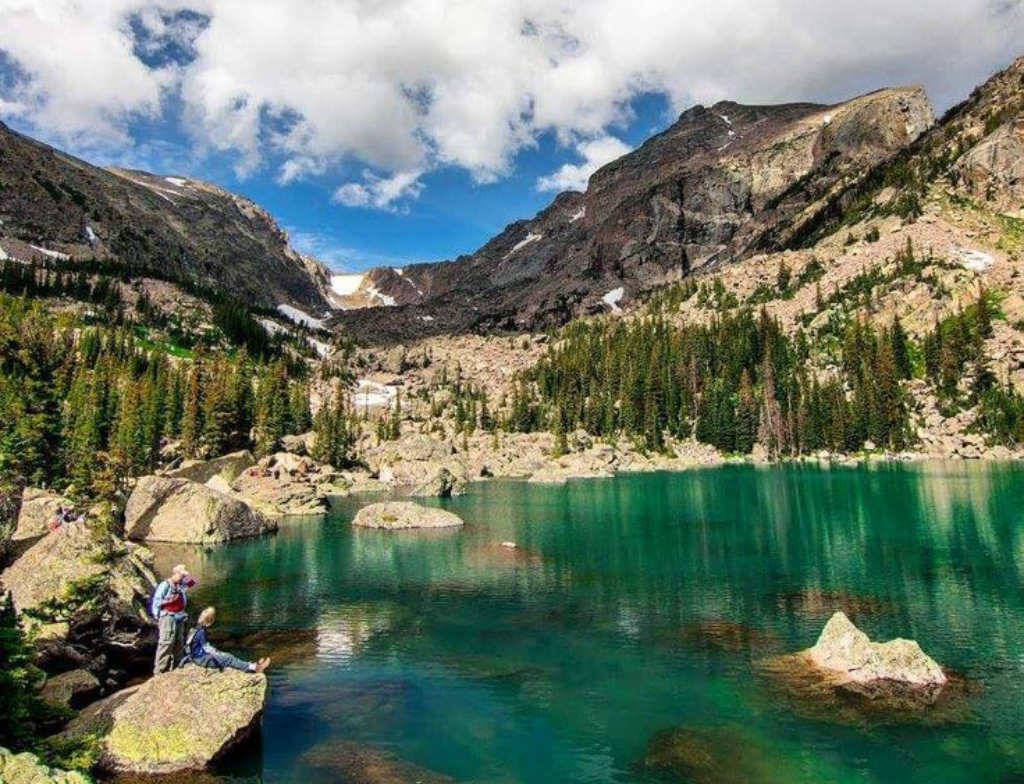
[{"x1": 335, "y1": 84, "x2": 935, "y2": 342}]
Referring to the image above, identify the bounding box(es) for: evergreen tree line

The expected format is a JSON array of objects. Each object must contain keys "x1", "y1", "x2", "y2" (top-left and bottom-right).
[
  {"x1": 0, "y1": 294, "x2": 318, "y2": 493},
  {"x1": 509, "y1": 308, "x2": 920, "y2": 456}
]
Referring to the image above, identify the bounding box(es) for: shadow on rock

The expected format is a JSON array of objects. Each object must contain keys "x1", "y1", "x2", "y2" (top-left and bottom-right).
[{"x1": 302, "y1": 740, "x2": 456, "y2": 784}]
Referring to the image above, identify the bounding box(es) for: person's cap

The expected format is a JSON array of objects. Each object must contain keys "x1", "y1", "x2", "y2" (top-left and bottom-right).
[{"x1": 172, "y1": 564, "x2": 190, "y2": 576}]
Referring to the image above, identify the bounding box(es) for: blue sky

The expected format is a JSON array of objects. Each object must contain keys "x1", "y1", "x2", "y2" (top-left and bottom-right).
[{"x1": 1, "y1": 1, "x2": 1021, "y2": 273}]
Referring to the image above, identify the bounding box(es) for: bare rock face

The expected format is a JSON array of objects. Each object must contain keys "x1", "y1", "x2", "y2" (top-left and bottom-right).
[
  {"x1": 63, "y1": 668, "x2": 267, "y2": 776},
  {"x1": 335, "y1": 87, "x2": 934, "y2": 339},
  {"x1": 956, "y1": 118, "x2": 1024, "y2": 213},
  {"x1": 352, "y1": 502, "x2": 464, "y2": 530},
  {"x1": 125, "y1": 476, "x2": 276, "y2": 543},
  {"x1": 0, "y1": 747, "x2": 90, "y2": 784},
  {"x1": 807, "y1": 611, "x2": 946, "y2": 687},
  {"x1": 13, "y1": 487, "x2": 72, "y2": 542},
  {"x1": 0, "y1": 525, "x2": 155, "y2": 673}
]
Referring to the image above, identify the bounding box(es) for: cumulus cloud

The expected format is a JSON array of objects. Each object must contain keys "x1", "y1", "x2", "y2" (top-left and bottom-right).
[
  {"x1": 332, "y1": 170, "x2": 425, "y2": 212},
  {"x1": 1, "y1": 0, "x2": 1022, "y2": 209},
  {"x1": 537, "y1": 135, "x2": 632, "y2": 192}
]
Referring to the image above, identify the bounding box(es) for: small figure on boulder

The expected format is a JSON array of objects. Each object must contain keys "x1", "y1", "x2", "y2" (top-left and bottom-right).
[
  {"x1": 151, "y1": 563, "x2": 195, "y2": 674},
  {"x1": 47, "y1": 504, "x2": 84, "y2": 532},
  {"x1": 184, "y1": 607, "x2": 270, "y2": 674}
]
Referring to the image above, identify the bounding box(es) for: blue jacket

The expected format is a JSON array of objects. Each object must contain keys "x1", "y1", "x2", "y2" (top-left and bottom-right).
[
  {"x1": 186, "y1": 626, "x2": 221, "y2": 667},
  {"x1": 150, "y1": 579, "x2": 188, "y2": 620}
]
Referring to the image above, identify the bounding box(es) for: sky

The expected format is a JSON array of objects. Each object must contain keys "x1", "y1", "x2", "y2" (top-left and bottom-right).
[{"x1": 0, "y1": 1, "x2": 1022, "y2": 273}]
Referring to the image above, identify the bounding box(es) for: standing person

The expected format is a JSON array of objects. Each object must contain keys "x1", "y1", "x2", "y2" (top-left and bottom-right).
[
  {"x1": 185, "y1": 607, "x2": 270, "y2": 673},
  {"x1": 151, "y1": 564, "x2": 194, "y2": 675}
]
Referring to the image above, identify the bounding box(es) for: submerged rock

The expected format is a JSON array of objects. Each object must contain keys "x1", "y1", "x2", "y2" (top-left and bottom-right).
[
  {"x1": 125, "y1": 476, "x2": 276, "y2": 543},
  {"x1": 808, "y1": 611, "x2": 946, "y2": 687},
  {"x1": 352, "y1": 502, "x2": 464, "y2": 530},
  {"x1": 302, "y1": 740, "x2": 455, "y2": 784},
  {"x1": 63, "y1": 668, "x2": 267, "y2": 776},
  {"x1": 642, "y1": 724, "x2": 816, "y2": 784},
  {"x1": 0, "y1": 747, "x2": 90, "y2": 784}
]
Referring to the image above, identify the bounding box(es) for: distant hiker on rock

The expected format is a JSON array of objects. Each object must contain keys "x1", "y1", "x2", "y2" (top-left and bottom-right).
[
  {"x1": 184, "y1": 607, "x2": 270, "y2": 673},
  {"x1": 151, "y1": 564, "x2": 195, "y2": 674}
]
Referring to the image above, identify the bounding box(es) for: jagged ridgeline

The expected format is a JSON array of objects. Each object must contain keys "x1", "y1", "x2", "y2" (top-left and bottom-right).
[
  {"x1": 511, "y1": 285, "x2": 1024, "y2": 455},
  {"x1": 0, "y1": 294, "x2": 318, "y2": 491}
]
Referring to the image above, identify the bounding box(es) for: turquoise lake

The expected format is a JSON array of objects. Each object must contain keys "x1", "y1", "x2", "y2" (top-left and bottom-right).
[{"x1": 154, "y1": 462, "x2": 1024, "y2": 783}]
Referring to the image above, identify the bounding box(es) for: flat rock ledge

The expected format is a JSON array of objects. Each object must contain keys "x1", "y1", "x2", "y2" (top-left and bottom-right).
[
  {"x1": 807, "y1": 611, "x2": 947, "y2": 687},
  {"x1": 352, "y1": 502, "x2": 464, "y2": 530},
  {"x1": 63, "y1": 667, "x2": 267, "y2": 776},
  {"x1": 0, "y1": 747, "x2": 90, "y2": 784}
]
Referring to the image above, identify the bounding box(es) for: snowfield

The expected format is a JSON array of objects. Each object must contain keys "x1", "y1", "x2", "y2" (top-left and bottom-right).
[
  {"x1": 507, "y1": 232, "x2": 542, "y2": 257},
  {"x1": 29, "y1": 245, "x2": 70, "y2": 261},
  {"x1": 277, "y1": 304, "x2": 327, "y2": 330},
  {"x1": 331, "y1": 274, "x2": 365, "y2": 296},
  {"x1": 366, "y1": 286, "x2": 397, "y2": 307},
  {"x1": 352, "y1": 379, "x2": 398, "y2": 409},
  {"x1": 955, "y1": 248, "x2": 995, "y2": 272},
  {"x1": 602, "y1": 287, "x2": 625, "y2": 313}
]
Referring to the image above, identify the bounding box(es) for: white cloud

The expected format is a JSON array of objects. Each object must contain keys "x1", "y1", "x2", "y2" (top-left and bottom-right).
[
  {"x1": 537, "y1": 135, "x2": 632, "y2": 192},
  {"x1": 1, "y1": 0, "x2": 1022, "y2": 206},
  {"x1": 332, "y1": 169, "x2": 424, "y2": 212}
]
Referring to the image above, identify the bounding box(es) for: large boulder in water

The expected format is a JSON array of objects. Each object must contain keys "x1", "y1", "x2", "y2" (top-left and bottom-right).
[
  {"x1": 0, "y1": 747, "x2": 90, "y2": 784},
  {"x1": 352, "y1": 502, "x2": 464, "y2": 530},
  {"x1": 12, "y1": 487, "x2": 72, "y2": 542},
  {"x1": 807, "y1": 611, "x2": 946, "y2": 687},
  {"x1": 63, "y1": 668, "x2": 267, "y2": 776},
  {"x1": 125, "y1": 476, "x2": 276, "y2": 543},
  {"x1": 0, "y1": 525, "x2": 154, "y2": 664}
]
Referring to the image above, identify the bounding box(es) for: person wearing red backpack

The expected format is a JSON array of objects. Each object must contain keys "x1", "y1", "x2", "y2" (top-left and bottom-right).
[{"x1": 151, "y1": 564, "x2": 195, "y2": 675}]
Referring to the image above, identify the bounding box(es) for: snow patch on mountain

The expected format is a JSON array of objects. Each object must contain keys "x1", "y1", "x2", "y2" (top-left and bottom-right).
[
  {"x1": 353, "y1": 379, "x2": 398, "y2": 409},
  {"x1": 29, "y1": 245, "x2": 70, "y2": 261},
  {"x1": 602, "y1": 287, "x2": 625, "y2": 313},
  {"x1": 366, "y1": 286, "x2": 396, "y2": 307},
  {"x1": 956, "y1": 247, "x2": 995, "y2": 272},
  {"x1": 332, "y1": 274, "x2": 365, "y2": 296},
  {"x1": 278, "y1": 303, "x2": 327, "y2": 330},
  {"x1": 506, "y1": 232, "x2": 542, "y2": 259}
]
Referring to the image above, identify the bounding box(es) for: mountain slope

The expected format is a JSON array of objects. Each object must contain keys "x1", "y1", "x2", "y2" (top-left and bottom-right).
[
  {"x1": 0, "y1": 121, "x2": 333, "y2": 313},
  {"x1": 337, "y1": 86, "x2": 934, "y2": 341}
]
